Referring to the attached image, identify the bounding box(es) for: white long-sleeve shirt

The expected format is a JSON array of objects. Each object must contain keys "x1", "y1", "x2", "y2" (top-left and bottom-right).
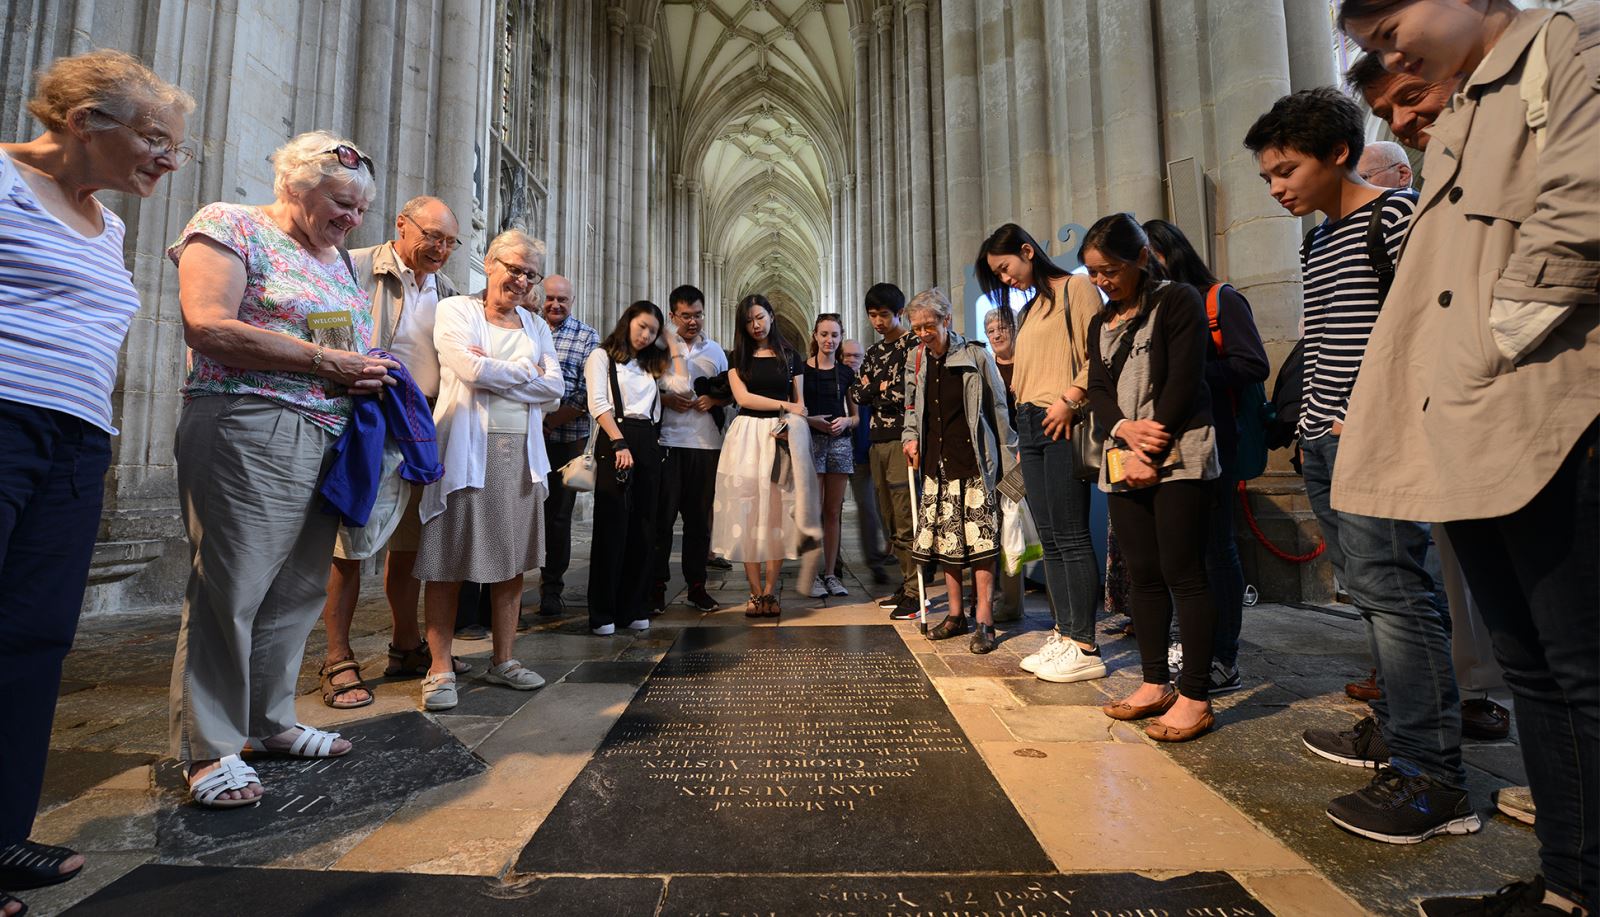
[
  {"x1": 422, "y1": 295, "x2": 564, "y2": 523},
  {"x1": 585, "y1": 348, "x2": 661, "y2": 424}
]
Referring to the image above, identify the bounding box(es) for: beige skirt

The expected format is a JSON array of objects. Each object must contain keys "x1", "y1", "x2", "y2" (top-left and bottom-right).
[{"x1": 414, "y1": 433, "x2": 545, "y2": 583}]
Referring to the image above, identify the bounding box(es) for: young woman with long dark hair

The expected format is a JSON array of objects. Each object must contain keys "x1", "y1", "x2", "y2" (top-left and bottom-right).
[
  {"x1": 803, "y1": 313, "x2": 857, "y2": 598},
  {"x1": 1142, "y1": 219, "x2": 1269, "y2": 695},
  {"x1": 710, "y1": 294, "x2": 809, "y2": 617},
  {"x1": 974, "y1": 224, "x2": 1107, "y2": 684},
  {"x1": 585, "y1": 300, "x2": 669, "y2": 636},
  {"x1": 1081, "y1": 213, "x2": 1221, "y2": 743}
]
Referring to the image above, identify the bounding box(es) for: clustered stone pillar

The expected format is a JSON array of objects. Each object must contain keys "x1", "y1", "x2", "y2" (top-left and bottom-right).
[
  {"x1": 850, "y1": 25, "x2": 873, "y2": 314},
  {"x1": 872, "y1": 4, "x2": 895, "y2": 284},
  {"x1": 939, "y1": 0, "x2": 981, "y2": 312},
  {"x1": 632, "y1": 24, "x2": 654, "y2": 298},
  {"x1": 903, "y1": 0, "x2": 934, "y2": 289},
  {"x1": 604, "y1": 5, "x2": 627, "y2": 316}
]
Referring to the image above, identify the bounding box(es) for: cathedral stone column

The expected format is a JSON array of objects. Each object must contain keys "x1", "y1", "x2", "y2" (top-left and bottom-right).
[
  {"x1": 687, "y1": 179, "x2": 703, "y2": 286},
  {"x1": 604, "y1": 5, "x2": 627, "y2": 312},
  {"x1": 828, "y1": 177, "x2": 843, "y2": 312},
  {"x1": 850, "y1": 24, "x2": 873, "y2": 294},
  {"x1": 436, "y1": 0, "x2": 482, "y2": 254},
  {"x1": 632, "y1": 24, "x2": 654, "y2": 297},
  {"x1": 904, "y1": 0, "x2": 934, "y2": 290},
  {"x1": 1284, "y1": 0, "x2": 1338, "y2": 90},
  {"x1": 1011, "y1": 0, "x2": 1050, "y2": 229},
  {"x1": 873, "y1": 4, "x2": 896, "y2": 282},
  {"x1": 1097, "y1": 0, "x2": 1164, "y2": 221},
  {"x1": 671, "y1": 172, "x2": 686, "y2": 280},
  {"x1": 940, "y1": 0, "x2": 981, "y2": 308}
]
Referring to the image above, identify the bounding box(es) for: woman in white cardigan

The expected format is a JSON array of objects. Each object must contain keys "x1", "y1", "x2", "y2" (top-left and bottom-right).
[{"x1": 414, "y1": 230, "x2": 564, "y2": 711}]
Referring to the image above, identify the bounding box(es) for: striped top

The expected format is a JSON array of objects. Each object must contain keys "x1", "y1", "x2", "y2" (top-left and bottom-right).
[
  {"x1": 1298, "y1": 189, "x2": 1418, "y2": 441},
  {"x1": 0, "y1": 149, "x2": 140, "y2": 434}
]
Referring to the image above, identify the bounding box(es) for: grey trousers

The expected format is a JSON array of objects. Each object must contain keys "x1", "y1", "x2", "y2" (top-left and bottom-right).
[{"x1": 169, "y1": 396, "x2": 338, "y2": 761}]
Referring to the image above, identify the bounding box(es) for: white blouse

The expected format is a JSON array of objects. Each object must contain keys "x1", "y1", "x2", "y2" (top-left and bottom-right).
[{"x1": 585, "y1": 349, "x2": 661, "y2": 423}]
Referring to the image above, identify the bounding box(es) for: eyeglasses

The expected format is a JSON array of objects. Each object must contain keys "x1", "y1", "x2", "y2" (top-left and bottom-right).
[
  {"x1": 495, "y1": 257, "x2": 544, "y2": 284},
  {"x1": 324, "y1": 144, "x2": 375, "y2": 175},
  {"x1": 1358, "y1": 161, "x2": 1404, "y2": 181},
  {"x1": 92, "y1": 109, "x2": 194, "y2": 166},
  {"x1": 401, "y1": 216, "x2": 460, "y2": 250}
]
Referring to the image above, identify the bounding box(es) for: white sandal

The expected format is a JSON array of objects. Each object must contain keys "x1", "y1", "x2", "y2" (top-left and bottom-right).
[
  {"x1": 484, "y1": 659, "x2": 546, "y2": 690},
  {"x1": 188, "y1": 754, "x2": 262, "y2": 809},
  {"x1": 248, "y1": 723, "x2": 348, "y2": 758},
  {"x1": 421, "y1": 671, "x2": 458, "y2": 711}
]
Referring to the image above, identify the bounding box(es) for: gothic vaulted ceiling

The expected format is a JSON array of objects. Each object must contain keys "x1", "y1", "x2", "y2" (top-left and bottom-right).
[{"x1": 657, "y1": 0, "x2": 853, "y2": 320}]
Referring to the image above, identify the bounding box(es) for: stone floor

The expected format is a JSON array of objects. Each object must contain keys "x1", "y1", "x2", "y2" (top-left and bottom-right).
[{"x1": 25, "y1": 515, "x2": 1535, "y2": 917}]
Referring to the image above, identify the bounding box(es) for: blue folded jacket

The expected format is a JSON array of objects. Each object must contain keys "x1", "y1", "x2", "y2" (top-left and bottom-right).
[{"x1": 319, "y1": 348, "x2": 446, "y2": 526}]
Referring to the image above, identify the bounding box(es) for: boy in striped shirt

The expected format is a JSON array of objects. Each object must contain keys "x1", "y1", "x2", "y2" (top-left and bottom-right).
[{"x1": 1246, "y1": 88, "x2": 1471, "y2": 848}]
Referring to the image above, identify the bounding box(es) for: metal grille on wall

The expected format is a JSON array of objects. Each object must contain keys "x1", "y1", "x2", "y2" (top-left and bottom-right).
[{"x1": 493, "y1": 0, "x2": 550, "y2": 237}]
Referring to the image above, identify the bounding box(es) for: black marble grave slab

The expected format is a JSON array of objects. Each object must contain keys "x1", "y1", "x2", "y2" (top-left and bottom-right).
[
  {"x1": 517, "y1": 625, "x2": 1053, "y2": 874},
  {"x1": 659, "y1": 872, "x2": 1276, "y2": 917},
  {"x1": 151, "y1": 712, "x2": 484, "y2": 865},
  {"x1": 64, "y1": 864, "x2": 664, "y2": 916}
]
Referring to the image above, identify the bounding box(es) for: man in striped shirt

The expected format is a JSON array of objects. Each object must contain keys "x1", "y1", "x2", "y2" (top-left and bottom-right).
[
  {"x1": 537, "y1": 275, "x2": 599, "y2": 618},
  {"x1": 1247, "y1": 88, "x2": 1469, "y2": 848}
]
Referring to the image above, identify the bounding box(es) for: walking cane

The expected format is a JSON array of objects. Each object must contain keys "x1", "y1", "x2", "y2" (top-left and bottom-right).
[{"x1": 907, "y1": 461, "x2": 928, "y2": 636}]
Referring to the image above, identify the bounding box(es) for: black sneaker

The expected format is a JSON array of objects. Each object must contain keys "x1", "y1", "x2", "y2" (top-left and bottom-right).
[
  {"x1": 538, "y1": 593, "x2": 564, "y2": 617},
  {"x1": 685, "y1": 583, "x2": 720, "y2": 612},
  {"x1": 1208, "y1": 661, "x2": 1243, "y2": 695},
  {"x1": 1326, "y1": 761, "x2": 1481, "y2": 844},
  {"x1": 649, "y1": 582, "x2": 667, "y2": 615},
  {"x1": 1420, "y1": 877, "x2": 1581, "y2": 916},
  {"x1": 888, "y1": 595, "x2": 922, "y2": 621},
  {"x1": 878, "y1": 586, "x2": 907, "y2": 609},
  {"x1": 707, "y1": 555, "x2": 733, "y2": 570},
  {"x1": 1303, "y1": 715, "x2": 1390, "y2": 768},
  {"x1": 454, "y1": 624, "x2": 490, "y2": 641}
]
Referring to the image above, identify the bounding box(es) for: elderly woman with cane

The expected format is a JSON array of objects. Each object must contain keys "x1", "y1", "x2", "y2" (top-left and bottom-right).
[{"x1": 901, "y1": 288, "x2": 1017, "y2": 653}]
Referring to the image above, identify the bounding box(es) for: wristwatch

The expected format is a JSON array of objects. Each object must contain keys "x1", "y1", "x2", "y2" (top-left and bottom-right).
[
  {"x1": 310, "y1": 346, "x2": 325, "y2": 373},
  {"x1": 1062, "y1": 395, "x2": 1088, "y2": 413}
]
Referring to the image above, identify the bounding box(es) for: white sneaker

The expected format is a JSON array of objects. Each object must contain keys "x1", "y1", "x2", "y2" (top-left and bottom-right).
[
  {"x1": 808, "y1": 575, "x2": 828, "y2": 597},
  {"x1": 1019, "y1": 631, "x2": 1068, "y2": 674},
  {"x1": 824, "y1": 575, "x2": 849, "y2": 597},
  {"x1": 421, "y1": 672, "x2": 458, "y2": 711},
  {"x1": 1168, "y1": 642, "x2": 1185, "y2": 673},
  {"x1": 484, "y1": 659, "x2": 545, "y2": 690},
  {"x1": 1035, "y1": 640, "x2": 1107, "y2": 683},
  {"x1": 627, "y1": 618, "x2": 650, "y2": 631},
  {"x1": 591, "y1": 624, "x2": 616, "y2": 636}
]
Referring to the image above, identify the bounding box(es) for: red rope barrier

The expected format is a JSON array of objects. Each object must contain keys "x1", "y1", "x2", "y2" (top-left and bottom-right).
[{"x1": 1236, "y1": 480, "x2": 1325, "y2": 564}]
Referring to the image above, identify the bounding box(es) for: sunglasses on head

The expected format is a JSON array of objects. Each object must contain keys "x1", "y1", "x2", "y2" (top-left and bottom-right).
[{"x1": 324, "y1": 144, "x2": 375, "y2": 175}]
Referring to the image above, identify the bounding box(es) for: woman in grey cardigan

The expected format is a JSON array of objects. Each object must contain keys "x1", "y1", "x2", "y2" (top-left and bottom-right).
[{"x1": 901, "y1": 288, "x2": 1017, "y2": 653}]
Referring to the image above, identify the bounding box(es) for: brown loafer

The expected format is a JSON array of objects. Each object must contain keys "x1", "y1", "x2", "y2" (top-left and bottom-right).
[
  {"x1": 1461, "y1": 698, "x2": 1511, "y2": 741},
  {"x1": 1146, "y1": 709, "x2": 1216, "y2": 742},
  {"x1": 1345, "y1": 669, "x2": 1381, "y2": 701},
  {"x1": 1102, "y1": 688, "x2": 1178, "y2": 721}
]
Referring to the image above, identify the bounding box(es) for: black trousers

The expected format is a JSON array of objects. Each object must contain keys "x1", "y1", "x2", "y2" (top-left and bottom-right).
[
  {"x1": 0, "y1": 402, "x2": 111, "y2": 845},
  {"x1": 1107, "y1": 478, "x2": 1216, "y2": 700},
  {"x1": 540, "y1": 436, "x2": 585, "y2": 597},
  {"x1": 588, "y1": 420, "x2": 662, "y2": 628},
  {"x1": 654, "y1": 446, "x2": 718, "y2": 587}
]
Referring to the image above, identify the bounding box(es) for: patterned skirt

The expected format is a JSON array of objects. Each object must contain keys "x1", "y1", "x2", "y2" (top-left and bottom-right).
[
  {"x1": 911, "y1": 465, "x2": 1000, "y2": 567},
  {"x1": 414, "y1": 433, "x2": 545, "y2": 583}
]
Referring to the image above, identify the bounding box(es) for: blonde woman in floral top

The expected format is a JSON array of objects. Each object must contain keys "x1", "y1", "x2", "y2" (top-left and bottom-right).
[{"x1": 166, "y1": 131, "x2": 396, "y2": 809}]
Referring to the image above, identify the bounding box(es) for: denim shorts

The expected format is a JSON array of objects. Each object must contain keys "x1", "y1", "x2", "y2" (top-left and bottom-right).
[{"x1": 811, "y1": 431, "x2": 855, "y2": 474}]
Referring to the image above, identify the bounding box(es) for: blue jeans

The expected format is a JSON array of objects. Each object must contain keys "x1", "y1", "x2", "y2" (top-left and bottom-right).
[
  {"x1": 1300, "y1": 432, "x2": 1462, "y2": 786},
  {"x1": 1207, "y1": 475, "x2": 1246, "y2": 667},
  {"x1": 1016, "y1": 406, "x2": 1100, "y2": 645},
  {"x1": 1444, "y1": 423, "x2": 1597, "y2": 908},
  {"x1": 0, "y1": 400, "x2": 111, "y2": 844}
]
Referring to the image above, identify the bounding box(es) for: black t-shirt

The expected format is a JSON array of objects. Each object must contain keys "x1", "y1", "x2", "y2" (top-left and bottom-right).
[
  {"x1": 737, "y1": 353, "x2": 801, "y2": 417},
  {"x1": 802, "y1": 360, "x2": 857, "y2": 420}
]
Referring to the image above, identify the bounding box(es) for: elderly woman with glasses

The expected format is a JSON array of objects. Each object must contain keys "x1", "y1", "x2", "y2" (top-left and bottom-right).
[
  {"x1": 413, "y1": 230, "x2": 565, "y2": 711},
  {"x1": 0, "y1": 49, "x2": 191, "y2": 909},
  {"x1": 167, "y1": 130, "x2": 396, "y2": 809}
]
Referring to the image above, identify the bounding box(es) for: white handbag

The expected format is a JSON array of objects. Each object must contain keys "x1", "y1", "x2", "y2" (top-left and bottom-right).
[{"x1": 558, "y1": 424, "x2": 599, "y2": 492}]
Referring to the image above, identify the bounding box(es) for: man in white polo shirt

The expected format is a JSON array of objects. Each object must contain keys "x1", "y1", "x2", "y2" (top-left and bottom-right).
[
  {"x1": 651, "y1": 284, "x2": 729, "y2": 613},
  {"x1": 318, "y1": 195, "x2": 460, "y2": 708}
]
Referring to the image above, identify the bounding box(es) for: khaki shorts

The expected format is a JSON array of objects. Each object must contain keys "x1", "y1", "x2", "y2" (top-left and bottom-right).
[{"x1": 333, "y1": 482, "x2": 423, "y2": 560}]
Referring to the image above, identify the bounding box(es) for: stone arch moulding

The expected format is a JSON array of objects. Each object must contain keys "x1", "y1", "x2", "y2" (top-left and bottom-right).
[
  {"x1": 678, "y1": 69, "x2": 849, "y2": 184},
  {"x1": 705, "y1": 169, "x2": 831, "y2": 255}
]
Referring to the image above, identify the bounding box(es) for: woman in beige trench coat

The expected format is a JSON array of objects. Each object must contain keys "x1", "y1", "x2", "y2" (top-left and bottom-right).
[{"x1": 1337, "y1": 2, "x2": 1598, "y2": 913}]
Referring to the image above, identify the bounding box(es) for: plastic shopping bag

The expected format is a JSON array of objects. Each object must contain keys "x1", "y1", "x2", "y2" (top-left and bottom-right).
[{"x1": 1000, "y1": 495, "x2": 1043, "y2": 575}]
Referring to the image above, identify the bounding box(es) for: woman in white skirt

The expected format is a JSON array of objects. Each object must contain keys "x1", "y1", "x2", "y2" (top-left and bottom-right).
[
  {"x1": 711, "y1": 294, "x2": 807, "y2": 618},
  {"x1": 902, "y1": 288, "x2": 1017, "y2": 654},
  {"x1": 414, "y1": 230, "x2": 564, "y2": 710}
]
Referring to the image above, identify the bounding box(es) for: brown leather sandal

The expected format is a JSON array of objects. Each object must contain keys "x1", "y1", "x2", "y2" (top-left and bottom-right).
[
  {"x1": 744, "y1": 593, "x2": 764, "y2": 618},
  {"x1": 384, "y1": 641, "x2": 469, "y2": 678},
  {"x1": 319, "y1": 657, "x2": 374, "y2": 709},
  {"x1": 762, "y1": 593, "x2": 781, "y2": 618}
]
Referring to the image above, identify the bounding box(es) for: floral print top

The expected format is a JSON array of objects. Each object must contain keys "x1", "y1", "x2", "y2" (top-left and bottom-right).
[{"x1": 167, "y1": 202, "x2": 375, "y2": 435}]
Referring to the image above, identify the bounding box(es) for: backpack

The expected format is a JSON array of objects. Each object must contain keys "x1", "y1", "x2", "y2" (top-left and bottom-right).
[
  {"x1": 1205, "y1": 284, "x2": 1272, "y2": 480},
  {"x1": 1272, "y1": 189, "x2": 1404, "y2": 451}
]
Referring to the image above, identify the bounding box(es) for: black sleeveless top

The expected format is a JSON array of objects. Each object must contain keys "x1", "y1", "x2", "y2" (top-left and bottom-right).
[{"x1": 738, "y1": 354, "x2": 801, "y2": 417}]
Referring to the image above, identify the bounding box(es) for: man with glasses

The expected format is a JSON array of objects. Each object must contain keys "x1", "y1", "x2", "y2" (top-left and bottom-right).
[
  {"x1": 537, "y1": 274, "x2": 599, "y2": 618},
  {"x1": 1356, "y1": 141, "x2": 1412, "y2": 190},
  {"x1": 651, "y1": 285, "x2": 730, "y2": 613},
  {"x1": 318, "y1": 195, "x2": 460, "y2": 708}
]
